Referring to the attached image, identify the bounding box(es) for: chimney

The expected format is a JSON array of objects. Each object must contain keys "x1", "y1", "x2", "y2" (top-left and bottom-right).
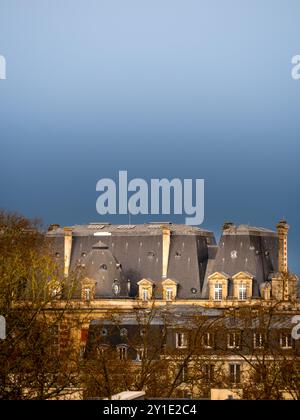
[
  {"x1": 276, "y1": 220, "x2": 289, "y2": 273},
  {"x1": 162, "y1": 226, "x2": 171, "y2": 279},
  {"x1": 64, "y1": 227, "x2": 73, "y2": 278}
]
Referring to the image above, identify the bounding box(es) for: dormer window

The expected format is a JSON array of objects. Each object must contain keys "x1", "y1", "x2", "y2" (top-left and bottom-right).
[
  {"x1": 232, "y1": 272, "x2": 253, "y2": 301},
  {"x1": 120, "y1": 328, "x2": 128, "y2": 337},
  {"x1": 136, "y1": 347, "x2": 147, "y2": 361},
  {"x1": 112, "y1": 282, "x2": 120, "y2": 296},
  {"x1": 208, "y1": 272, "x2": 229, "y2": 301},
  {"x1": 166, "y1": 288, "x2": 173, "y2": 301},
  {"x1": 137, "y1": 279, "x2": 154, "y2": 301},
  {"x1": 84, "y1": 288, "x2": 91, "y2": 301},
  {"x1": 51, "y1": 288, "x2": 60, "y2": 299},
  {"x1": 176, "y1": 332, "x2": 188, "y2": 349},
  {"x1": 142, "y1": 288, "x2": 149, "y2": 301},
  {"x1": 81, "y1": 278, "x2": 96, "y2": 301},
  {"x1": 100, "y1": 264, "x2": 107, "y2": 271},
  {"x1": 162, "y1": 279, "x2": 177, "y2": 301},
  {"x1": 101, "y1": 328, "x2": 108, "y2": 337},
  {"x1": 253, "y1": 332, "x2": 265, "y2": 349},
  {"x1": 238, "y1": 284, "x2": 247, "y2": 301},
  {"x1": 147, "y1": 251, "x2": 155, "y2": 259},
  {"x1": 280, "y1": 332, "x2": 293, "y2": 349},
  {"x1": 227, "y1": 332, "x2": 241, "y2": 349},
  {"x1": 117, "y1": 345, "x2": 128, "y2": 360},
  {"x1": 214, "y1": 283, "x2": 223, "y2": 301},
  {"x1": 202, "y1": 332, "x2": 214, "y2": 349}
]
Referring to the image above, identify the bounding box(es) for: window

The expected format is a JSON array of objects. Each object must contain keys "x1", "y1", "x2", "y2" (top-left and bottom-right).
[
  {"x1": 50, "y1": 325, "x2": 59, "y2": 355},
  {"x1": 51, "y1": 288, "x2": 60, "y2": 299},
  {"x1": 176, "y1": 364, "x2": 189, "y2": 382},
  {"x1": 253, "y1": 332, "x2": 264, "y2": 349},
  {"x1": 101, "y1": 328, "x2": 108, "y2": 337},
  {"x1": 166, "y1": 288, "x2": 173, "y2": 301},
  {"x1": 79, "y1": 345, "x2": 86, "y2": 358},
  {"x1": 100, "y1": 264, "x2": 107, "y2": 271},
  {"x1": 112, "y1": 283, "x2": 120, "y2": 296},
  {"x1": 136, "y1": 347, "x2": 147, "y2": 361},
  {"x1": 203, "y1": 364, "x2": 214, "y2": 382},
  {"x1": 176, "y1": 332, "x2": 188, "y2": 349},
  {"x1": 229, "y1": 364, "x2": 241, "y2": 384},
  {"x1": 120, "y1": 328, "x2": 128, "y2": 337},
  {"x1": 202, "y1": 332, "x2": 214, "y2": 349},
  {"x1": 227, "y1": 332, "x2": 241, "y2": 349},
  {"x1": 238, "y1": 284, "x2": 247, "y2": 300},
  {"x1": 147, "y1": 251, "x2": 155, "y2": 259},
  {"x1": 142, "y1": 288, "x2": 149, "y2": 301},
  {"x1": 97, "y1": 344, "x2": 109, "y2": 356},
  {"x1": 84, "y1": 288, "x2": 91, "y2": 301},
  {"x1": 117, "y1": 345, "x2": 127, "y2": 360},
  {"x1": 280, "y1": 332, "x2": 292, "y2": 349},
  {"x1": 214, "y1": 283, "x2": 223, "y2": 301}
]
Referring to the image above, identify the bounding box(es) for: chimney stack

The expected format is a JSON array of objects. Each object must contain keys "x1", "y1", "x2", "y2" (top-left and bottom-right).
[
  {"x1": 64, "y1": 227, "x2": 73, "y2": 278},
  {"x1": 162, "y1": 226, "x2": 171, "y2": 279},
  {"x1": 276, "y1": 220, "x2": 289, "y2": 273}
]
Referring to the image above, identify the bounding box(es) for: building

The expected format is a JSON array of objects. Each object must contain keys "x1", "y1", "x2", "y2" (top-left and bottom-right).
[
  {"x1": 45, "y1": 221, "x2": 300, "y2": 399},
  {"x1": 46, "y1": 220, "x2": 299, "y2": 304}
]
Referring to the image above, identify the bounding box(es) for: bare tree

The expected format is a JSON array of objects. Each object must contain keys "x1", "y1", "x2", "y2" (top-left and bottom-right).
[{"x1": 0, "y1": 211, "x2": 83, "y2": 400}]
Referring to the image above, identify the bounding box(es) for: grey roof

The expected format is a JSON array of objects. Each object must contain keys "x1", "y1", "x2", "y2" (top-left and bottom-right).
[
  {"x1": 82, "y1": 244, "x2": 127, "y2": 298},
  {"x1": 47, "y1": 223, "x2": 215, "y2": 299},
  {"x1": 201, "y1": 224, "x2": 278, "y2": 298},
  {"x1": 46, "y1": 222, "x2": 287, "y2": 300}
]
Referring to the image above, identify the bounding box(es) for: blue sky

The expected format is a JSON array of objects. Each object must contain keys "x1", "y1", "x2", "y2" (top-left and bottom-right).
[{"x1": 0, "y1": 0, "x2": 300, "y2": 271}]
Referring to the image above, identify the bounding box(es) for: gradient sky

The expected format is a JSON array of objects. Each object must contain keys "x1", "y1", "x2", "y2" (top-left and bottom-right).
[{"x1": 0, "y1": 0, "x2": 300, "y2": 271}]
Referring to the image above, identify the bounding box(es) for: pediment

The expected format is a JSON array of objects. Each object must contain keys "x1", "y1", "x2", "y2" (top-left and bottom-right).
[
  {"x1": 208, "y1": 272, "x2": 229, "y2": 281},
  {"x1": 137, "y1": 278, "x2": 154, "y2": 286},
  {"x1": 161, "y1": 278, "x2": 178, "y2": 287},
  {"x1": 81, "y1": 277, "x2": 97, "y2": 286},
  {"x1": 232, "y1": 271, "x2": 254, "y2": 280}
]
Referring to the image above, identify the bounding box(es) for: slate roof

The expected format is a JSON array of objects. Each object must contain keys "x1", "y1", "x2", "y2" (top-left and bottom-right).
[{"x1": 46, "y1": 222, "x2": 291, "y2": 300}]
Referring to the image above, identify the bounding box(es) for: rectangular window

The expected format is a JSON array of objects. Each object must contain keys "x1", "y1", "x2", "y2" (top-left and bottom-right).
[
  {"x1": 203, "y1": 364, "x2": 215, "y2": 382},
  {"x1": 238, "y1": 284, "x2": 247, "y2": 300},
  {"x1": 136, "y1": 347, "x2": 147, "y2": 361},
  {"x1": 214, "y1": 283, "x2": 223, "y2": 301},
  {"x1": 202, "y1": 332, "x2": 214, "y2": 349},
  {"x1": 117, "y1": 346, "x2": 127, "y2": 360},
  {"x1": 229, "y1": 364, "x2": 241, "y2": 384},
  {"x1": 79, "y1": 345, "x2": 86, "y2": 358},
  {"x1": 253, "y1": 332, "x2": 264, "y2": 349},
  {"x1": 84, "y1": 288, "x2": 91, "y2": 301},
  {"x1": 166, "y1": 288, "x2": 173, "y2": 301},
  {"x1": 176, "y1": 332, "x2": 188, "y2": 349},
  {"x1": 50, "y1": 325, "x2": 60, "y2": 355},
  {"x1": 176, "y1": 364, "x2": 189, "y2": 382},
  {"x1": 280, "y1": 332, "x2": 292, "y2": 349},
  {"x1": 227, "y1": 332, "x2": 241, "y2": 349},
  {"x1": 142, "y1": 288, "x2": 149, "y2": 301}
]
